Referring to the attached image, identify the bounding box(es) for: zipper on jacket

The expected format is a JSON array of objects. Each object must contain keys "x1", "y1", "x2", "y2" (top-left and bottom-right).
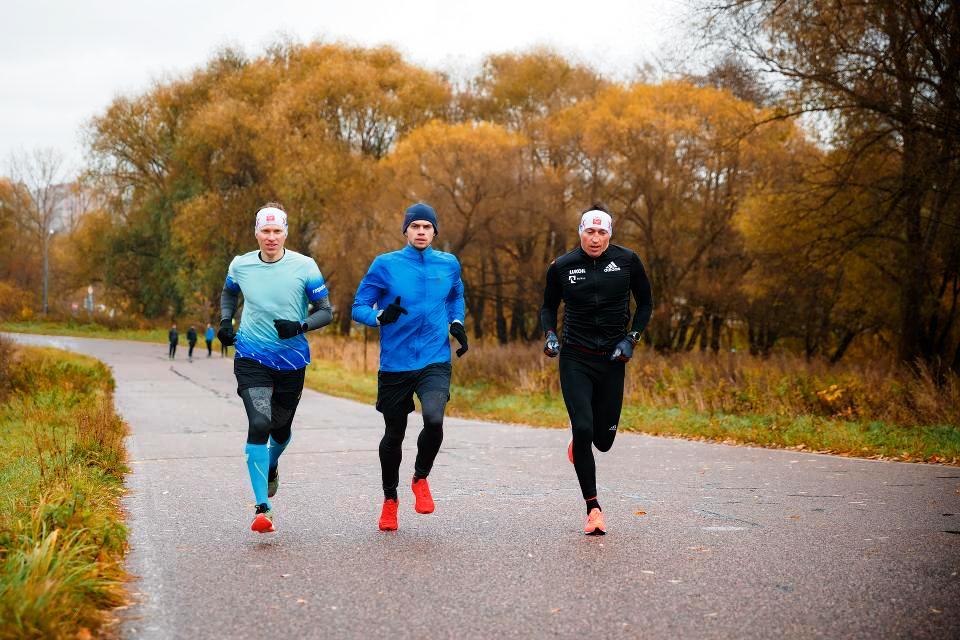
[
  {"x1": 417, "y1": 249, "x2": 425, "y2": 363},
  {"x1": 592, "y1": 258, "x2": 601, "y2": 350}
]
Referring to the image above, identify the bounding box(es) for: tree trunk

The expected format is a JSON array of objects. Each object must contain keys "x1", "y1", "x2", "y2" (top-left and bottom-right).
[
  {"x1": 709, "y1": 314, "x2": 722, "y2": 353},
  {"x1": 687, "y1": 315, "x2": 705, "y2": 351},
  {"x1": 471, "y1": 259, "x2": 487, "y2": 339},
  {"x1": 829, "y1": 329, "x2": 858, "y2": 364},
  {"x1": 648, "y1": 306, "x2": 673, "y2": 351},
  {"x1": 510, "y1": 295, "x2": 529, "y2": 342},
  {"x1": 674, "y1": 307, "x2": 691, "y2": 351},
  {"x1": 491, "y1": 257, "x2": 508, "y2": 345},
  {"x1": 337, "y1": 291, "x2": 353, "y2": 335}
]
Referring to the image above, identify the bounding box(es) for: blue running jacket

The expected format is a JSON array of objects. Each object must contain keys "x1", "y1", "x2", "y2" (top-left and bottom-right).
[{"x1": 352, "y1": 245, "x2": 465, "y2": 372}]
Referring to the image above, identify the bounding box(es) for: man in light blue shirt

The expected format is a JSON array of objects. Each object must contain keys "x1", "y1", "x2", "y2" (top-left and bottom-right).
[
  {"x1": 352, "y1": 202, "x2": 468, "y2": 531},
  {"x1": 218, "y1": 203, "x2": 333, "y2": 533}
]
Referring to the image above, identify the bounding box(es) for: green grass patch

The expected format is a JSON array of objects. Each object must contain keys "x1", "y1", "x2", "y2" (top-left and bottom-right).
[
  {"x1": 0, "y1": 343, "x2": 129, "y2": 640},
  {"x1": 304, "y1": 358, "x2": 960, "y2": 464},
  {"x1": 0, "y1": 320, "x2": 167, "y2": 344}
]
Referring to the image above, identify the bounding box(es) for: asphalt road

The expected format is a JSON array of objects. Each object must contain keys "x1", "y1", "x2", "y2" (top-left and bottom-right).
[{"x1": 8, "y1": 333, "x2": 960, "y2": 639}]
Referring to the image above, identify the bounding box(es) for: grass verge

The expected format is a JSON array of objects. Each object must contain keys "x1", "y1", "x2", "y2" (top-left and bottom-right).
[
  {"x1": 0, "y1": 320, "x2": 167, "y2": 344},
  {"x1": 0, "y1": 339, "x2": 129, "y2": 640},
  {"x1": 305, "y1": 359, "x2": 960, "y2": 464}
]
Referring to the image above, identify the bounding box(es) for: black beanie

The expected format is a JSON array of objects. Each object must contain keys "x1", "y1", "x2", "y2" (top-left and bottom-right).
[{"x1": 402, "y1": 202, "x2": 439, "y2": 235}]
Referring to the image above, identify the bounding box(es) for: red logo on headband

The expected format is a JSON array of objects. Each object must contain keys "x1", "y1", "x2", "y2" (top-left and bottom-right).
[
  {"x1": 266, "y1": 214, "x2": 275, "y2": 221},
  {"x1": 593, "y1": 217, "x2": 602, "y2": 225}
]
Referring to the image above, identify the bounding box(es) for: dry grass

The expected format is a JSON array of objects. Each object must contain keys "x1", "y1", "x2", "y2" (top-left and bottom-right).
[
  {"x1": 0, "y1": 345, "x2": 128, "y2": 640},
  {"x1": 308, "y1": 334, "x2": 959, "y2": 429}
]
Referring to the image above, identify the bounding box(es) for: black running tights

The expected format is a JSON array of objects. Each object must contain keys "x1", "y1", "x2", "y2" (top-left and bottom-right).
[
  {"x1": 559, "y1": 354, "x2": 625, "y2": 499},
  {"x1": 379, "y1": 392, "x2": 447, "y2": 499}
]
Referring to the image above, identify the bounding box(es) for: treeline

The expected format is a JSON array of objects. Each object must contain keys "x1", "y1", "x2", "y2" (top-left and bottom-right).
[
  {"x1": 82, "y1": 44, "x2": 800, "y2": 353},
  {"x1": 4, "y1": 3, "x2": 957, "y2": 371}
]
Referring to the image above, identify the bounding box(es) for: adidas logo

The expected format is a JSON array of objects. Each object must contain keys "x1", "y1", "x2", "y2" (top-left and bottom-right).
[
  {"x1": 603, "y1": 261, "x2": 621, "y2": 272},
  {"x1": 609, "y1": 424, "x2": 618, "y2": 431}
]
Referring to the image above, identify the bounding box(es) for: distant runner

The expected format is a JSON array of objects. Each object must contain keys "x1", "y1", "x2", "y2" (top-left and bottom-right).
[
  {"x1": 204, "y1": 322, "x2": 215, "y2": 357},
  {"x1": 168, "y1": 323, "x2": 178, "y2": 360},
  {"x1": 187, "y1": 325, "x2": 197, "y2": 362},
  {"x1": 540, "y1": 204, "x2": 653, "y2": 535},
  {"x1": 218, "y1": 203, "x2": 333, "y2": 533},
  {"x1": 352, "y1": 202, "x2": 467, "y2": 531}
]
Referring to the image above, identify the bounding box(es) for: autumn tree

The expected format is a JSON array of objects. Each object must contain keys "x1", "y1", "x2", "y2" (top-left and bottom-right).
[
  {"x1": 383, "y1": 121, "x2": 530, "y2": 341},
  {"x1": 701, "y1": 0, "x2": 960, "y2": 369},
  {"x1": 547, "y1": 82, "x2": 798, "y2": 352},
  {"x1": 87, "y1": 42, "x2": 451, "y2": 325},
  {"x1": 5, "y1": 148, "x2": 72, "y2": 313}
]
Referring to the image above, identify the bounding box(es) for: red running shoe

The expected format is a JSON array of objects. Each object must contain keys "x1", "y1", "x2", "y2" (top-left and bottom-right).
[
  {"x1": 411, "y1": 477, "x2": 435, "y2": 514},
  {"x1": 251, "y1": 504, "x2": 274, "y2": 533},
  {"x1": 584, "y1": 508, "x2": 606, "y2": 536},
  {"x1": 379, "y1": 499, "x2": 398, "y2": 531}
]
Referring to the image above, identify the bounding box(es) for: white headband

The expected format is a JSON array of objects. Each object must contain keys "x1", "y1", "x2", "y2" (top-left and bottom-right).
[
  {"x1": 579, "y1": 210, "x2": 612, "y2": 235},
  {"x1": 255, "y1": 207, "x2": 288, "y2": 233}
]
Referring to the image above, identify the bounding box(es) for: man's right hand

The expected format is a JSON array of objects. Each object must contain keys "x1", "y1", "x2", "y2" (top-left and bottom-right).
[
  {"x1": 377, "y1": 296, "x2": 408, "y2": 326},
  {"x1": 543, "y1": 330, "x2": 560, "y2": 357},
  {"x1": 217, "y1": 319, "x2": 236, "y2": 346}
]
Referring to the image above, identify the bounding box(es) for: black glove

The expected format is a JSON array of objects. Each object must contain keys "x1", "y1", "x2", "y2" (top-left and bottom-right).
[
  {"x1": 217, "y1": 319, "x2": 236, "y2": 346},
  {"x1": 610, "y1": 333, "x2": 638, "y2": 362},
  {"x1": 378, "y1": 296, "x2": 408, "y2": 326},
  {"x1": 449, "y1": 322, "x2": 468, "y2": 357},
  {"x1": 274, "y1": 319, "x2": 305, "y2": 339},
  {"x1": 543, "y1": 330, "x2": 560, "y2": 357}
]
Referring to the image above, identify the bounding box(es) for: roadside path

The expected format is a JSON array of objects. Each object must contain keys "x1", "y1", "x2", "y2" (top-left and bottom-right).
[{"x1": 8, "y1": 333, "x2": 960, "y2": 639}]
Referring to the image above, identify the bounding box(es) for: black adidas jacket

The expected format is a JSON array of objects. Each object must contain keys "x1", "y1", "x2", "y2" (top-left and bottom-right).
[{"x1": 540, "y1": 244, "x2": 653, "y2": 353}]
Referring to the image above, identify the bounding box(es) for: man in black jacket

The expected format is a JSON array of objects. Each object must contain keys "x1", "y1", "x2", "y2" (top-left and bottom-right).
[
  {"x1": 540, "y1": 204, "x2": 653, "y2": 535},
  {"x1": 187, "y1": 325, "x2": 198, "y2": 362},
  {"x1": 168, "y1": 323, "x2": 178, "y2": 360}
]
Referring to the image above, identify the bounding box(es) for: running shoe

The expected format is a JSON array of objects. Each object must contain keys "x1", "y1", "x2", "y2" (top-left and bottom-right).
[
  {"x1": 411, "y1": 477, "x2": 435, "y2": 514},
  {"x1": 567, "y1": 439, "x2": 574, "y2": 464},
  {"x1": 379, "y1": 499, "x2": 399, "y2": 531},
  {"x1": 267, "y1": 467, "x2": 279, "y2": 498},
  {"x1": 251, "y1": 503, "x2": 275, "y2": 533},
  {"x1": 584, "y1": 508, "x2": 606, "y2": 536}
]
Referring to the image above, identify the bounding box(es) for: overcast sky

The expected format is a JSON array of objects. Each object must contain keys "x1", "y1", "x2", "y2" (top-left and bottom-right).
[{"x1": 1, "y1": 0, "x2": 693, "y2": 174}]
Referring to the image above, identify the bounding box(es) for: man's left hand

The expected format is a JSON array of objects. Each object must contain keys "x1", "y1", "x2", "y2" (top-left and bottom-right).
[
  {"x1": 610, "y1": 337, "x2": 635, "y2": 362},
  {"x1": 449, "y1": 322, "x2": 468, "y2": 357},
  {"x1": 274, "y1": 319, "x2": 305, "y2": 339}
]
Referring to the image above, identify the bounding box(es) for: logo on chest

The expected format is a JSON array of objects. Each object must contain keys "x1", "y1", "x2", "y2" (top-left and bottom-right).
[
  {"x1": 603, "y1": 261, "x2": 621, "y2": 273},
  {"x1": 567, "y1": 267, "x2": 586, "y2": 284}
]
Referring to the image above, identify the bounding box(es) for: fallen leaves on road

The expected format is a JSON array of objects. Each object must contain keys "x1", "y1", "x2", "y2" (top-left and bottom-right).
[{"x1": 635, "y1": 510, "x2": 647, "y2": 516}]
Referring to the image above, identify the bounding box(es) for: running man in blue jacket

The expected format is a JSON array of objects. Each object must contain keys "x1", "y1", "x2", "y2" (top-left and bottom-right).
[{"x1": 352, "y1": 202, "x2": 468, "y2": 531}]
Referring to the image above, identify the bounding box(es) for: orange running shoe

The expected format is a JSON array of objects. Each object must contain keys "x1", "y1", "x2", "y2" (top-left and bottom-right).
[
  {"x1": 379, "y1": 499, "x2": 398, "y2": 531},
  {"x1": 411, "y1": 477, "x2": 435, "y2": 514},
  {"x1": 251, "y1": 504, "x2": 274, "y2": 533},
  {"x1": 584, "y1": 508, "x2": 606, "y2": 536},
  {"x1": 567, "y1": 439, "x2": 574, "y2": 464}
]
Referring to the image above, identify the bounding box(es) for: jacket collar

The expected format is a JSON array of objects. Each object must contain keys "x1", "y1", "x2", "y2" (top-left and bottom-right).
[
  {"x1": 402, "y1": 244, "x2": 434, "y2": 259},
  {"x1": 577, "y1": 245, "x2": 610, "y2": 261}
]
